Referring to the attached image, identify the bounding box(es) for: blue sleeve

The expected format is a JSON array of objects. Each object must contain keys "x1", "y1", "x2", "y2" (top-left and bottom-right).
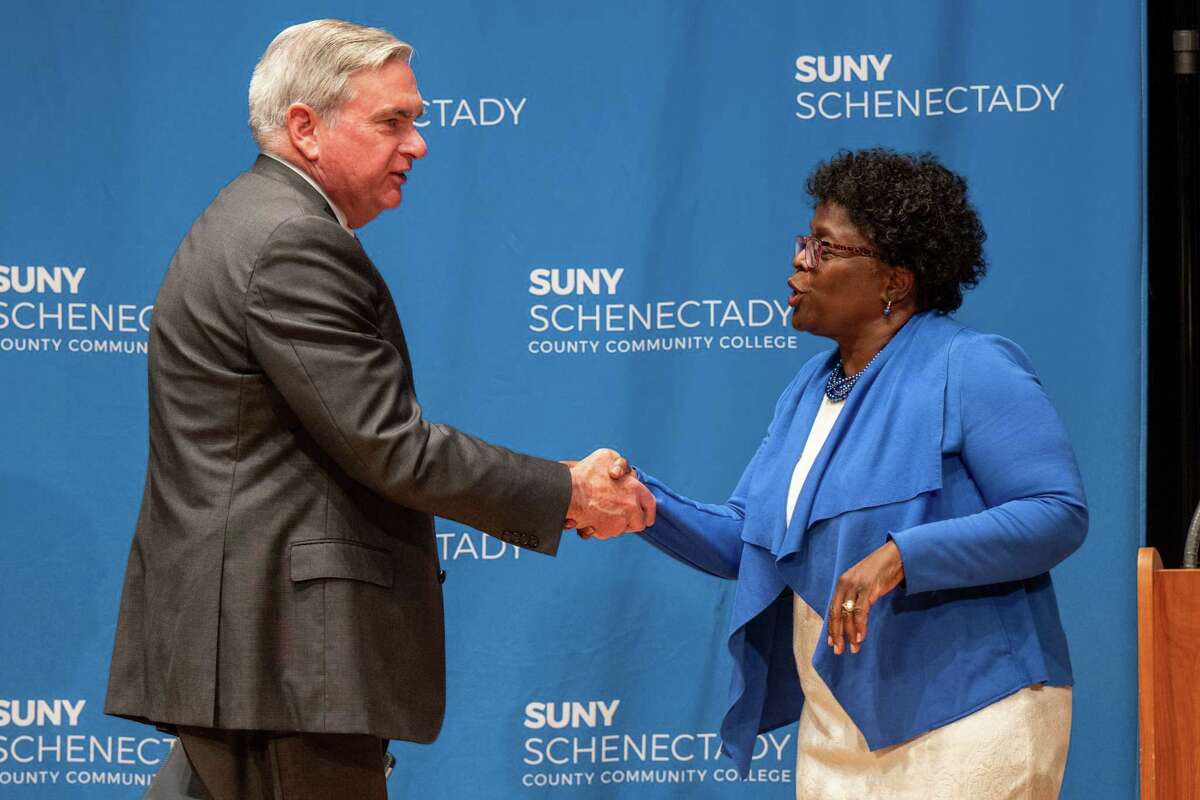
[
  {"x1": 634, "y1": 466, "x2": 753, "y2": 580},
  {"x1": 889, "y1": 334, "x2": 1089, "y2": 593},
  {"x1": 634, "y1": 387, "x2": 795, "y2": 580}
]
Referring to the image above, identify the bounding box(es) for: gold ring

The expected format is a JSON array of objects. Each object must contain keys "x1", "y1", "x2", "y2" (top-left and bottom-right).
[{"x1": 840, "y1": 599, "x2": 858, "y2": 615}]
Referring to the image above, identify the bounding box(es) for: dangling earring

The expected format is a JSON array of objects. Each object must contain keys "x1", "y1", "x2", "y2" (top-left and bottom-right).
[{"x1": 883, "y1": 300, "x2": 893, "y2": 318}]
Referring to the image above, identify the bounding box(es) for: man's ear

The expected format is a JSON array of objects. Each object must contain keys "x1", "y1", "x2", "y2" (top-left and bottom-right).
[{"x1": 285, "y1": 103, "x2": 321, "y2": 161}]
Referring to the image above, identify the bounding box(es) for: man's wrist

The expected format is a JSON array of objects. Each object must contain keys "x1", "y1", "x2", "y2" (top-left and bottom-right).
[{"x1": 565, "y1": 463, "x2": 585, "y2": 524}]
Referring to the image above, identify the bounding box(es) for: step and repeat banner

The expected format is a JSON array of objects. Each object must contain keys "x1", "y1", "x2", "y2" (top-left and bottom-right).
[{"x1": 1, "y1": 2, "x2": 1143, "y2": 798}]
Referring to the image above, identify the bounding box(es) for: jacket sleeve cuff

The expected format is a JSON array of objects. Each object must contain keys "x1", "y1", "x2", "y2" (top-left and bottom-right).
[
  {"x1": 888, "y1": 521, "x2": 953, "y2": 595},
  {"x1": 505, "y1": 457, "x2": 571, "y2": 557}
]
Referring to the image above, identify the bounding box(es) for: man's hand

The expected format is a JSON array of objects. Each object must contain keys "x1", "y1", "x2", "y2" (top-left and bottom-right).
[{"x1": 563, "y1": 449, "x2": 654, "y2": 540}]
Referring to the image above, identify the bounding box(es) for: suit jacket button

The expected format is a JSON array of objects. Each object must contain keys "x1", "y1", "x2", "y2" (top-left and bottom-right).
[
  {"x1": 529, "y1": 535, "x2": 540, "y2": 548},
  {"x1": 438, "y1": 570, "x2": 447, "y2": 584}
]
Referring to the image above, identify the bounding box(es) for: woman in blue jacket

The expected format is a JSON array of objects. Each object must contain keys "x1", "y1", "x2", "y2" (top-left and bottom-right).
[{"x1": 605, "y1": 149, "x2": 1087, "y2": 798}]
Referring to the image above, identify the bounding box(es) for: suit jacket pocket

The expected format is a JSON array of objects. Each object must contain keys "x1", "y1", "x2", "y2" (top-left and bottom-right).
[{"x1": 289, "y1": 538, "x2": 394, "y2": 588}]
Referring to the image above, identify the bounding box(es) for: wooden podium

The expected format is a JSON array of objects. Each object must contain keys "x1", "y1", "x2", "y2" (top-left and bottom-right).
[{"x1": 1137, "y1": 547, "x2": 1200, "y2": 799}]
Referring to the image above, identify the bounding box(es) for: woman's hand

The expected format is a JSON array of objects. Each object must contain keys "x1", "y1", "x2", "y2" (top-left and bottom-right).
[{"x1": 827, "y1": 539, "x2": 905, "y2": 655}]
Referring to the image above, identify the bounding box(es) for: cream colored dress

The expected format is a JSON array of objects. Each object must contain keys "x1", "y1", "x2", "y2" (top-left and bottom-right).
[{"x1": 786, "y1": 397, "x2": 1072, "y2": 800}]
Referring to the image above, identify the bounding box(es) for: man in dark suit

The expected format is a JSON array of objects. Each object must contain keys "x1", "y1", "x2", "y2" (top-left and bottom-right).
[{"x1": 105, "y1": 19, "x2": 653, "y2": 800}]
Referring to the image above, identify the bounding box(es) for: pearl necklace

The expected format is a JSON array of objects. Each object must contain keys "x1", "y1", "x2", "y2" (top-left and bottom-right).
[{"x1": 824, "y1": 350, "x2": 881, "y2": 402}]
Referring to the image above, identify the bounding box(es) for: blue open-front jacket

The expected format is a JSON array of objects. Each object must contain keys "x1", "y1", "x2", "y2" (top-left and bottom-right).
[{"x1": 636, "y1": 312, "x2": 1088, "y2": 775}]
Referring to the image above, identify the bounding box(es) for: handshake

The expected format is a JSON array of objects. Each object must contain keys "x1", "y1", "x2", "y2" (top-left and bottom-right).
[{"x1": 562, "y1": 448, "x2": 656, "y2": 540}]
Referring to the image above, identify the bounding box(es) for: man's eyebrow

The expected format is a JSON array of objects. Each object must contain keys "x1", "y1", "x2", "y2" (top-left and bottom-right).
[{"x1": 374, "y1": 104, "x2": 424, "y2": 120}]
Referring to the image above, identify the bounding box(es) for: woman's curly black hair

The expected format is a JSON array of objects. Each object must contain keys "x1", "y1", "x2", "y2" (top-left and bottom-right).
[{"x1": 805, "y1": 148, "x2": 987, "y2": 314}]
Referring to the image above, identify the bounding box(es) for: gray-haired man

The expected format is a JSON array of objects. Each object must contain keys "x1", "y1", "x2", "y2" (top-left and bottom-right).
[{"x1": 105, "y1": 19, "x2": 652, "y2": 799}]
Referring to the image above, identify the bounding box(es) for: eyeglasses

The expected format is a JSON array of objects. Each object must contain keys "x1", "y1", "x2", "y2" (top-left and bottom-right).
[{"x1": 794, "y1": 234, "x2": 881, "y2": 272}]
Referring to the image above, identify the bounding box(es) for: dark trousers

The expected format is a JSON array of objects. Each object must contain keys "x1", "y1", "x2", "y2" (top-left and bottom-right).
[{"x1": 175, "y1": 726, "x2": 389, "y2": 800}]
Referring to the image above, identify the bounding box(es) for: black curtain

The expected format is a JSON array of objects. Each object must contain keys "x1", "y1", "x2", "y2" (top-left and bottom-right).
[{"x1": 1147, "y1": 0, "x2": 1200, "y2": 566}]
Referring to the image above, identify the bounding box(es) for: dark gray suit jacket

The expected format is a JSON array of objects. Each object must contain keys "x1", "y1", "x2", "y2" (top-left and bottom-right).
[{"x1": 105, "y1": 156, "x2": 570, "y2": 744}]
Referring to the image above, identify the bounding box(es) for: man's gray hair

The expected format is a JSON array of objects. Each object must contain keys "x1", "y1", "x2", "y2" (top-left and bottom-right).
[{"x1": 248, "y1": 19, "x2": 413, "y2": 151}]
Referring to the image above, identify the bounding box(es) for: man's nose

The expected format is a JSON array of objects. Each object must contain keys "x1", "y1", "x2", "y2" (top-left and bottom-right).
[{"x1": 403, "y1": 129, "x2": 428, "y2": 160}]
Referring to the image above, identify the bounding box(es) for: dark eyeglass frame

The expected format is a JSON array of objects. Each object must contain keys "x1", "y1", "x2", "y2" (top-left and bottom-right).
[{"x1": 795, "y1": 234, "x2": 881, "y2": 272}]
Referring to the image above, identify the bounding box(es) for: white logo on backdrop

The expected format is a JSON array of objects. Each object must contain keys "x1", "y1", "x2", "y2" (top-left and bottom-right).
[
  {"x1": 526, "y1": 267, "x2": 798, "y2": 357},
  {"x1": 0, "y1": 265, "x2": 153, "y2": 356},
  {"x1": 438, "y1": 529, "x2": 524, "y2": 561},
  {"x1": 793, "y1": 53, "x2": 1065, "y2": 121},
  {"x1": 415, "y1": 98, "x2": 527, "y2": 128},
  {"x1": 0, "y1": 699, "x2": 170, "y2": 789},
  {"x1": 519, "y1": 699, "x2": 793, "y2": 789}
]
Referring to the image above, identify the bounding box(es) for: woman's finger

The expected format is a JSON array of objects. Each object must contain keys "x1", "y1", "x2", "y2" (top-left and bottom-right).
[
  {"x1": 854, "y1": 590, "x2": 872, "y2": 651},
  {"x1": 841, "y1": 588, "x2": 858, "y2": 655},
  {"x1": 828, "y1": 593, "x2": 845, "y2": 655},
  {"x1": 848, "y1": 589, "x2": 866, "y2": 654},
  {"x1": 637, "y1": 482, "x2": 656, "y2": 527}
]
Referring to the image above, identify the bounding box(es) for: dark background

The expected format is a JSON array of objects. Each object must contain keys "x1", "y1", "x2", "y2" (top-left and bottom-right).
[{"x1": 1147, "y1": 0, "x2": 1200, "y2": 567}]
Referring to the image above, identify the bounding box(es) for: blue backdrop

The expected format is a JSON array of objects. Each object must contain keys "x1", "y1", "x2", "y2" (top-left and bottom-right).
[{"x1": 0, "y1": 1, "x2": 1143, "y2": 797}]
